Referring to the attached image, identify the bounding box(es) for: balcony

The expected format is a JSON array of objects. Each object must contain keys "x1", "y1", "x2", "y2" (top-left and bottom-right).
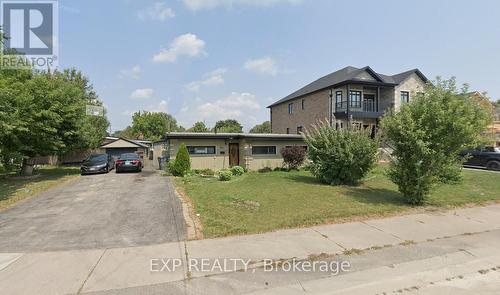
[
  {"x1": 335, "y1": 100, "x2": 377, "y2": 112},
  {"x1": 334, "y1": 100, "x2": 384, "y2": 119}
]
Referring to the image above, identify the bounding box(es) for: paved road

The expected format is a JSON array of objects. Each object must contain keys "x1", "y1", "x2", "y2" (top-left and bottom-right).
[{"x1": 0, "y1": 169, "x2": 186, "y2": 252}]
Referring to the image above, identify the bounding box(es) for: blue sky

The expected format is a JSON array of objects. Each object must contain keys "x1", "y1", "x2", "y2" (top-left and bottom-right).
[{"x1": 58, "y1": 0, "x2": 500, "y2": 132}]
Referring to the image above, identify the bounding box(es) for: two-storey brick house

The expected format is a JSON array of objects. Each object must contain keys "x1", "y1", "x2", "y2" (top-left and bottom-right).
[{"x1": 268, "y1": 66, "x2": 429, "y2": 135}]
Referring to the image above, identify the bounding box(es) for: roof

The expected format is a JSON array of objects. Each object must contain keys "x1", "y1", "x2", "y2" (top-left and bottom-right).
[
  {"x1": 268, "y1": 66, "x2": 429, "y2": 107},
  {"x1": 163, "y1": 132, "x2": 304, "y2": 141},
  {"x1": 100, "y1": 137, "x2": 150, "y2": 149}
]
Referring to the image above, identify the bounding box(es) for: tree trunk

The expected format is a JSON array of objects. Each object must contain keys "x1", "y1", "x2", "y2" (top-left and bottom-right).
[{"x1": 21, "y1": 158, "x2": 35, "y2": 176}]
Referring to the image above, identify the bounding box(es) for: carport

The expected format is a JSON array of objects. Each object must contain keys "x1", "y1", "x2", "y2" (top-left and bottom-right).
[{"x1": 100, "y1": 138, "x2": 150, "y2": 159}]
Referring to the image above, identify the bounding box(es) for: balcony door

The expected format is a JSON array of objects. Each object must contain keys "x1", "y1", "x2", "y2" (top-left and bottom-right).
[{"x1": 363, "y1": 94, "x2": 376, "y2": 112}]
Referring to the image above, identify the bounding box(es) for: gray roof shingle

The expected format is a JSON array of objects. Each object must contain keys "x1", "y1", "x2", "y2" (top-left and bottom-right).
[{"x1": 268, "y1": 66, "x2": 428, "y2": 107}]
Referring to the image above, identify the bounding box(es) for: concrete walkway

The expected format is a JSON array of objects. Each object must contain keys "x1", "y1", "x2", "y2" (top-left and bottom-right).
[{"x1": 1, "y1": 204, "x2": 500, "y2": 294}]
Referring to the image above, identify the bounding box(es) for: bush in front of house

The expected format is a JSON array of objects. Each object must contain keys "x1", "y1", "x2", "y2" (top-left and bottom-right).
[
  {"x1": 381, "y1": 78, "x2": 492, "y2": 205},
  {"x1": 218, "y1": 169, "x2": 233, "y2": 181},
  {"x1": 230, "y1": 166, "x2": 245, "y2": 176},
  {"x1": 193, "y1": 168, "x2": 215, "y2": 176},
  {"x1": 304, "y1": 120, "x2": 378, "y2": 186},
  {"x1": 281, "y1": 146, "x2": 306, "y2": 170},
  {"x1": 169, "y1": 144, "x2": 191, "y2": 177}
]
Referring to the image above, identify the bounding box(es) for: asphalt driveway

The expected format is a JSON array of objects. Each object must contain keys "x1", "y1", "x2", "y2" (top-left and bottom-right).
[{"x1": 0, "y1": 169, "x2": 186, "y2": 252}]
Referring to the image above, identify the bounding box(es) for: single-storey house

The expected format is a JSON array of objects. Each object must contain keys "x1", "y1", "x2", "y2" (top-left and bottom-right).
[{"x1": 153, "y1": 132, "x2": 305, "y2": 171}]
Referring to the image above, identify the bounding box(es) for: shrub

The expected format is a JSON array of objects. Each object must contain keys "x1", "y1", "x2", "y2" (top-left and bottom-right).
[
  {"x1": 170, "y1": 144, "x2": 191, "y2": 177},
  {"x1": 381, "y1": 78, "x2": 492, "y2": 205},
  {"x1": 230, "y1": 166, "x2": 245, "y2": 176},
  {"x1": 304, "y1": 121, "x2": 378, "y2": 186},
  {"x1": 281, "y1": 146, "x2": 306, "y2": 170},
  {"x1": 218, "y1": 169, "x2": 233, "y2": 181},
  {"x1": 193, "y1": 168, "x2": 215, "y2": 176},
  {"x1": 258, "y1": 167, "x2": 273, "y2": 173}
]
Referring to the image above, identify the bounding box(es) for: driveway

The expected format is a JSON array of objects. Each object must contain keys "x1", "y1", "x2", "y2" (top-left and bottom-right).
[{"x1": 0, "y1": 170, "x2": 186, "y2": 252}]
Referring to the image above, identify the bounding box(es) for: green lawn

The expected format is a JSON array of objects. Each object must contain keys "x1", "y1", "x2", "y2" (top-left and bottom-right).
[
  {"x1": 0, "y1": 166, "x2": 80, "y2": 211},
  {"x1": 175, "y1": 166, "x2": 500, "y2": 238}
]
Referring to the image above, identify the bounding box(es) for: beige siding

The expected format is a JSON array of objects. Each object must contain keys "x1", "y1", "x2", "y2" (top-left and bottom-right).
[
  {"x1": 164, "y1": 138, "x2": 305, "y2": 171},
  {"x1": 101, "y1": 139, "x2": 141, "y2": 148},
  {"x1": 271, "y1": 89, "x2": 330, "y2": 134}
]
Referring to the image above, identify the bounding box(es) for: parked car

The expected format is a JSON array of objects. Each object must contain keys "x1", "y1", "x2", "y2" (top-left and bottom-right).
[
  {"x1": 460, "y1": 146, "x2": 500, "y2": 171},
  {"x1": 115, "y1": 153, "x2": 143, "y2": 173},
  {"x1": 81, "y1": 154, "x2": 115, "y2": 175}
]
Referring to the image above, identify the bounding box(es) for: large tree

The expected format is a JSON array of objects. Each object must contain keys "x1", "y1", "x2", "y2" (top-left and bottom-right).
[
  {"x1": 214, "y1": 119, "x2": 243, "y2": 133},
  {"x1": 381, "y1": 78, "x2": 492, "y2": 205},
  {"x1": 0, "y1": 68, "x2": 109, "y2": 175},
  {"x1": 249, "y1": 121, "x2": 271, "y2": 133},
  {"x1": 188, "y1": 121, "x2": 210, "y2": 133},
  {"x1": 130, "y1": 111, "x2": 181, "y2": 141}
]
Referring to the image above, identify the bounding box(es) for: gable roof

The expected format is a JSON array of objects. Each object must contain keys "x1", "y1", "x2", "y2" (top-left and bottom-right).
[
  {"x1": 268, "y1": 66, "x2": 429, "y2": 108},
  {"x1": 100, "y1": 137, "x2": 150, "y2": 149}
]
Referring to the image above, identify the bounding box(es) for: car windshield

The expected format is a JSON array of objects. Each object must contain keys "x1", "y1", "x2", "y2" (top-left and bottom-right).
[
  {"x1": 483, "y1": 147, "x2": 500, "y2": 153},
  {"x1": 87, "y1": 154, "x2": 107, "y2": 163},
  {"x1": 119, "y1": 153, "x2": 139, "y2": 160}
]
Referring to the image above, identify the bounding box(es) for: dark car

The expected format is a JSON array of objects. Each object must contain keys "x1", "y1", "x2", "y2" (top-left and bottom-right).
[
  {"x1": 81, "y1": 154, "x2": 115, "y2": 175},
  {"x1": 460, "y1": 146, "x2": 500, "y2": 171},
  {"x1": 115, "y1": 153, "x2": 143, "y2": 173}
]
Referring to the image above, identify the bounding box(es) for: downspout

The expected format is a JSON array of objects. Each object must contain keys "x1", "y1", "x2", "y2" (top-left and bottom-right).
[
  {"x1": 346, "y1": 84, "x2": 351, "y2": 129},
  {"x1": 329, "y1": 89, "x2": 333, "y2": 127}
]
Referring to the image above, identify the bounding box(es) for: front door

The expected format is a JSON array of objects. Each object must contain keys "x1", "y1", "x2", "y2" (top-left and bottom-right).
[
  {"x1": 229, "y1": 143, "x2": 239, "y2": 167},
  {"x1": 363, "y1": 94, "x2": 376, "y2": 112}
]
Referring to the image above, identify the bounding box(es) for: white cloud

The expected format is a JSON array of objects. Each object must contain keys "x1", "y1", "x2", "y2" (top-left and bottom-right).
[
  {"x1": 185, "y1": 68, "x2": 227, "y2": 92},
  {"x1": 120, "y1": 66, "x2": 142, "y2": 79},
  {"x1": 138, "y1": 2, "x2": 175, "y2": 21},
  {"x1": 130, "y1": 88, "x2": 154, "y2": 99},
  {"x1": 121, "y1": 99, "x2": 169, "y2": 117},
  {"x1": 177, "y1": 92, "x2": 264, "y2": 129},
  {"x1": 183, "y1": 0, "x2": 302, "y2": 10},
  {"x1": 153, "y1": 33, "x2": 207, "y2": 63},
  {"x1": 244, "y1": 57, "x2": 278, "y2": 76}
]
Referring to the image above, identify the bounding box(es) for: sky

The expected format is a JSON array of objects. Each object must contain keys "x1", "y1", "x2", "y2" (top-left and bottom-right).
[{"x1": 57, "y1": 0, "x2": 500, "y2": 132}]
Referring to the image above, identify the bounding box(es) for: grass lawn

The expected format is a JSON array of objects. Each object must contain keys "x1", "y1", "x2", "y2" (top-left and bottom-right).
[
  {"x1": 0, "y1": 166, "x2": 80, "y2": 211},
  {"x1": 175, "y1": 166, "x2": 500, "y2": 238}
]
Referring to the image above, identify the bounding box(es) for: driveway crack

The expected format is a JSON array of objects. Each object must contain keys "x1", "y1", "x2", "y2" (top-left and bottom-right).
[{"x1": 77, "y1": 248, "x2": 107, "y2": 294}]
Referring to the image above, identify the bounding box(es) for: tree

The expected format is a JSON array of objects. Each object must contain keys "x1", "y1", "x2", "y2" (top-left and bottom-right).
[
  {"x1": 281, "y1": 146, "x2": 306, "y2": 170},
  {"x1": 131, "y1": 111, "x2": 180, "y2": 141},
  {"x1": 304, "y1": 121, "x2": 378, "y2": 185},
  {"x1": 169, "y1": 144, "x2": 191, "y2": 176},
  {"x1": 214, "y1": 119, "x2": 243, "y2": 133},
  {"x1": 381, "y1": 78, "x2": 492, "y2": 205},
  {"x1": 0, "y1": 68, "x2": 109, "y2": 175},
  {"x1": 188, "y1": 121, "x2": 210, "y2": 133},
  {"x1": 249, "y1": 121, "x2": 271, "y2": 134}
]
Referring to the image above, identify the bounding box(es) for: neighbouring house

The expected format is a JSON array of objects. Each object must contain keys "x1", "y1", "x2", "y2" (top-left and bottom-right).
[
  {"x1": 153, "y1": 132, "x2": 305, "y2": 171},
  {"x1": 268, "y1": 66, "x2": 429, "y2": 135}
]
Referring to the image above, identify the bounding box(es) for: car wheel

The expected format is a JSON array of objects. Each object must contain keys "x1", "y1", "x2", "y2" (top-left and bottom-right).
[{"x1": 486, "y1": 160, "x2": 500, "y2": 171}]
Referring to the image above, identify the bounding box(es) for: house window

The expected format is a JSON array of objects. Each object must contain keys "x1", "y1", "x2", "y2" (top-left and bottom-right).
[
  {"x1": 252, "y1": 146, "x2": 277, "y2": 155},
  {"x1": 335, "y1": 91, "x2": 343, "y2": 108},
  {"x1": 401, "y1": 91, "x2": 410, "y2": 103},
  {"x1": 286, "y1": 128, "x2": 290, "y2": 134},
  {"x1": 349, "y1": 91, "x2": 362, "y2": 108},
  {"x1": 288, "y1": 103, "x2": 293, "y2": 114},
  {"x1": 186, "y1": 146, "x2": 216, "y2": 155},
  {"x1": 301, "y1": 99, "x2": 305, "y2": 110},
  {"x1": 297, "y1": 126, "x2": 303, "y2": 134}
]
